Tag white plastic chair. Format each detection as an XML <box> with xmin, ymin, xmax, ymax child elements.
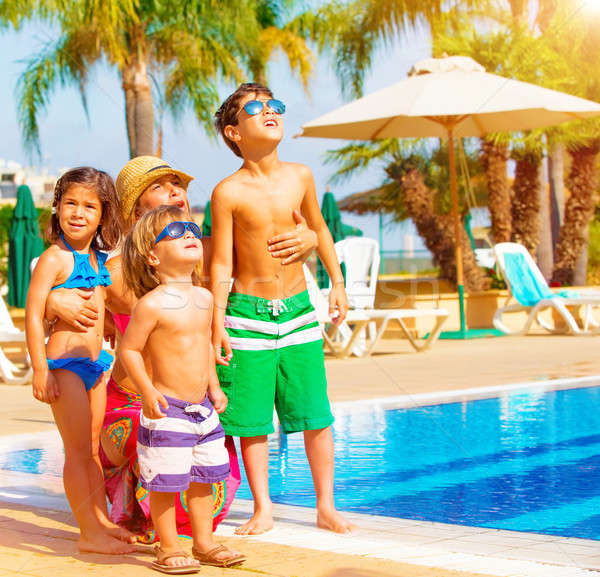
<box><xmin>305</xmin><ymin>264</ymin><xmax>449</xmax><ymax>357</ymax></box>
<box><xmin>493</xmin><ymin>242</ymin><xmax>600</xmax><ymax>335</ymax></box>
<box><xmin>304</xmin><ymin>265</ymin><xmax>370</xmax><ymax>357</ymax></box>
<box><xmin>325</xmin><ymin>237</ymin><xmax>380</xmax><ymax>345</ymax></box>
<box><xmin>333</xmin><ymin>237</ymin><xmax>380</xmax><ymax>309</ymax></box>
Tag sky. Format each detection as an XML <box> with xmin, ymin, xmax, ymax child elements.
<box><xmin>0</xmin><ymin>20</ymin><xmax>432</xmax><ymax>248</ymax></box>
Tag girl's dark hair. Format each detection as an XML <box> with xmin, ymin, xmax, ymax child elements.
<box><xmin>46</xmin><ymin>167</ymin><xmax>122</xmax><ymax>251</ymax></box>
<box><xmin>214</xmin><ymin>82</ymin><xmax>273</xmax><ymax>158</ymax></box>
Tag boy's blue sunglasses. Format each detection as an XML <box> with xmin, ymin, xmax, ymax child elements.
<box><xmin>155</xmin><ymin>221</ymin><xmax>202</xmax><ymax>244</ymax></box>
<box><xmin>242</xmin><ymin>99</ymin><xmax>286</xmax><ymax>116</ymax></box>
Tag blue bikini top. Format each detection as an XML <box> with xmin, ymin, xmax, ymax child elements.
<box><xmin>51</xmin><ymin>234</ymin><xmax>112</xmax><ymax>291</ymax></box>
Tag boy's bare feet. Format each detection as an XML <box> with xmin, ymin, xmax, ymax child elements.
<box><xmin>317</xmin><ymin>507</ymin><xmax>356</xmax><ymax>534</ymax></box>
<box><xmin>234</xmin><ymin>506</ymin><xmax>274</xmax><ymax>535</ymax></box>
<box><xmin>78</xmin><ymin>533</ymin><xmax>137</xmax><ymax>554</ymax></box>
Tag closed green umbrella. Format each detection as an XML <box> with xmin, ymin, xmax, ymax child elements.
<box><xmin>202</xmin><ymin>200</ymin><xmax>212</xmax><ymax>237</ymax></box>
<box><xmin>7</xmin><ymin>185</ymin><xmax>44</xmax><ymax>308</ymax></box>
<box><xmin>318</xmin><ymin>191</ymin><xmax>348</xmax><ymax>288</ymax></box>
<box><xmin>341</xmin><ymin>222</ymin><xmax>363</xmax><ymax>237</ymax></box>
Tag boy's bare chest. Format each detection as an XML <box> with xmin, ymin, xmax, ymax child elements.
<box><xmin>154</xmin><ymin>293</ymin><xmax>210</xmax><ymax>332</ymax></box>
<box><xmin>234</xmin><ymin>186</ymin><xmax>304</xmax><ymax>229</ymax></box>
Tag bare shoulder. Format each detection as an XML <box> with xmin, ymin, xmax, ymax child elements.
<box><xmin>284</xmin><ymin>161</ymin><xmax>313</xmax><ymax>181</ymax></box>
<box><xmin>37</xmin><ymin>243</ymin><xmax>60</xmax><ymax>261</ymax></box>
<box><xmin>35</xmin><ymin>244</ymin><xmax>67</xmax><ymax>272</ymax></box>
<box><xmin>212</xmin><ymin>173</ymin><xmax>241</xmax><ymax>204</ymax></box>
<box><xmin>192</xmin><ymin>286</ymin><xmax>213</xmax><ymax>305</ymax></box>
<box><xmin>131</xmin><ymin>288</ymin><xmax>162</xmax><ymax>319</ymax></box>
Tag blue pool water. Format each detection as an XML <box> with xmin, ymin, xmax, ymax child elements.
<box><xmin>2</xmin><ymin>385</ymin><xmax>599</xmax><ymax>540</ymax></box>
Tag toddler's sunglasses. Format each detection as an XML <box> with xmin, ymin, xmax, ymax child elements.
<box><xmin>242</xmin><ymin>99</ymin><xmax>286</xmax><ymax>116</ymax></box>
<box><xmin>155</xmin><ymin>221</ymin><xmax>202</xmax><ymax>244</ymax></box>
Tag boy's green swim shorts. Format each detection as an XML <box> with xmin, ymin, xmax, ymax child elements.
<box><xmin>216</xmin><ymin>290</ymin><xmax>334</xmax><ymax>436</ymax></box>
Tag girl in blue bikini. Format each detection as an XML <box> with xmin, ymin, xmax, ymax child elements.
<box><xmin>25</xmin><ymin>167</ymin><xmax>135</xmax><ymax>555</ymax></box>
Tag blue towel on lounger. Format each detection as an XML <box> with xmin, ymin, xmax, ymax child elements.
<box><xmin>503</xmin><ymin>253</ymin><xmax>578</xmax><ymax>306</ymax></box>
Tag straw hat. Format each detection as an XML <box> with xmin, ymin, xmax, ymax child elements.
<box><xmin>116</xmin><ymin>156</ymin><xmax>194</xmax><ymax>223</ymax></box>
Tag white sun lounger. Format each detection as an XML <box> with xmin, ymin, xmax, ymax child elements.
<box><xmin>493</xmin><ymin>242</ymin><xmax>600</xmax><ymax>335</ymax></box>
<box><xmin>0</xmin><ymin>295</ymin><xmax>32</xmax><ymax>385</ymax></box>
<box><xmin>304</xmin><ymin>265</ymin><xmax>449</xmax><ymax>357</ymax></box>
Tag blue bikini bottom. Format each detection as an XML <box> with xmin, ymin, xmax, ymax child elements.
<box><xmin>47</xmin><ymin>350</ymin><xmax>113</xmax><ymax>391</ymax></box>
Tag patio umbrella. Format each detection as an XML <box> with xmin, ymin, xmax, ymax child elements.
<box><xmin>7</xmin><ymin>185</ymin><xmax>44</xmax><ymax>308</ymax></box>
<box><xmin>299</xmin><ymin>55</ymin><xmax>600</xmax><ymax>337</ymax></box>
<box><xmin>342</xmin><ymin>222</ymin><xmax>363</xmax><ymax>237</ymax></box>
<box><xmin>318</xmin><ymin>191</ymin><xmax>347</xmax><ymax>287</ymax></box>
<box><xmin>202</xmin><ymin>200</ymin><xmax>212</xmax><ymax>237</ymax></box>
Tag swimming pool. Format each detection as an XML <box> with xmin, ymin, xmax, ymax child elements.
<box><xmin>1</xmin><ymin>384</ymin><xmax>599</xmax><ymax>540</ymax></box>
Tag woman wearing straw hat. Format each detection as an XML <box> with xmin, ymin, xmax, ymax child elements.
<box><xmin>46</xmin><ymin>155</ymin><xmax>318</xmax><ymax>541</ymax></box>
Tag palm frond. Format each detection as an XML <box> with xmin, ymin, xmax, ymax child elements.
<box><xmin>254</xmin><ymin>27</ymin><xmax>314</xmax><ymax>90</ymax></box>
<box><xmin>16</xmin><ymin>34</ymin><xmax>97</xmax><ymax>155</ymax></box>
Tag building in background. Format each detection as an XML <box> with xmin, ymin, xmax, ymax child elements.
<box><xmin>0</xmin><ymin>159</ymin><xmax>57</xmax><ymax>204</ymax></box>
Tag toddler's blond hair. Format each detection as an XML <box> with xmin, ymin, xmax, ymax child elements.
<box><xmin>122</xmin><ymin>205</ymin><xmax>195</xmax><ymax>299</ymax></box>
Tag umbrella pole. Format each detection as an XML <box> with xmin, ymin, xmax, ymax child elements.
<box><xmin>379</xmin><ymin>212</ymin><xmax>385</xmax><ymax>275</ymax></box>
<box><xmin>448</xmin><ymin>127</ymin><xmax>466</xmax><ymax>334</ymax></box>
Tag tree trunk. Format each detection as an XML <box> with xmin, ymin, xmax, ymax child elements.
<box><xmin>548</xmin><ymin>141</ymin><xmax>565</xmax><ymax>257</ymax></box>
<box><xmin>537</xmin><ymin>157</ymin><xmax>553</xmax><ymax>280</ymax></box>
<box><xmin>509</xmin><ymin>0</ymin><xmax>528</xmax><ymax>26</ymax></box>
<box><xmin>122</xmin><ymin>66</ymin><xmax>137</xmax><ymax>159</ymax></box>
<box><xmin>400</xmin><ymin>168</ymin><xmax>488</xmax><ymax>291</ymax></box>
<box><xmin>480</xmin><ymin>139</ymin><xmax>511</xmax><ymax>243</ymax></box>
<box><xmin>511</xmin><ymin>151</ymin><xmax>542</xmax><ymax>257</ymax></box>
<box><xmin>121</xmin><ymin>41</ymin><xmax>154</xmax><ymax>158</ymax></box>
<box><xmin>552</xmin><ymin>140</ymin><xmax>600</xmax><ymax>286</ymax></box>
<box><xmin>133</xmin><ymin>58</ymin><xmax>154</xmax><ymax>156</ymax></box>
<box><xmin>574</xmin><ymin>224</ymin><xmax>589</xmax><ymax>285</ymax></box>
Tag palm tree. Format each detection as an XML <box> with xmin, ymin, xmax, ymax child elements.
<box><xmin>543</xmin><ymin>3</ymin><xmax>600</xmax><ymax>284</ymax></box>
<box><xmin>399</xmin><ymin>165</ymin><xmax>488</xmax><ymax>291</ymax></box>
<box><xmin>12</xmin><ymin>0</ymin><xmax>315</xmax><ymax>158</ymax></box>
<box><xmin>479</xmin><ymin>139</ymin><xmax>511</xmax><ymax>243</ymax></box>
<box><xmin>310</xmin><ymin>0</ymin><xmax>486</xmax><ymax>99</ymax></box>
<box><xmin>326</xmin><ymin>139</ymin><xmax>489</xmax><ymax>290</ymax></box>
<box><xmin>511</xmin><ymin>147</ymin><xmax>543</xmax><ymax>256</ymax></box>
<box><xmin>432</xmin><ymin>16</ymin><xmax>569</xmax><ymax>254</ymax></box>
<box><xmin>552</xmin><ymin>139</ymin><xmax>600</xmax><ymax>285</ymax></box>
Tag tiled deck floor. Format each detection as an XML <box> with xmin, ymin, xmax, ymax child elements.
<box><xmin>0</xmin><ymin>334</ymin><xmax>599</xmax><ymax>576</ymax></box>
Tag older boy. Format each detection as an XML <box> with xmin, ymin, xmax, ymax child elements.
<box><xmin>210</xmin><ymin>82</ymin><xmax>353</xmax><ymax>535</ymax></box>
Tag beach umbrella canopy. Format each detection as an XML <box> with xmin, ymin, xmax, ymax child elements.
<box><xmin>202</xmin><ymin>200</ymin><xmax>212</xmax><ymax>237</ymax></box>
<box><xmin>321</xmin><ymin>191</ymin><xmax>346</xmax><ymax>242</ymax></box>
<box><xmin>299</xmin><ymin>55</ymin><xmax>600</xmax><ymax>335</ymax></box>
<box><xmin>342</xmin><ymin>222</ymin><xmax>363</xmax><ymax>237</ymax></box>
<box><xmin>317</xmin><ymin>192</ymin><xmax>363</xmax><ymax>287</ymax></box>
<box><xmin>7</xmin><ymin>185</ymin><xmax>44</xmax><ymax>308</ymax></box>
<box><xmin>318</xmin><ymin>191</ymin><xmax>347</xmax><ymax>288</ymax></box>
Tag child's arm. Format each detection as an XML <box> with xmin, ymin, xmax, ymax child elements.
<box><xmin>119</xmin><ymin>297</ymin><xmax>168</xmax><ymax>418</ymax></box>
<box><xmin>204</xmin><ymin>293</ymin><xmax>228</xmax><ymax>413</ymax></box>
<box><xmin>299</xmin><ymin>167</ymin><xmax>349</xmax><ymax>324</ymax></box>
<box><xmin>209</xmin><ymin>182</ymin><xmax>235</xmax><ymax>365</ymax></box>
<box><xmin>25</xmin><ymin>251</ymin><xmax>61</xmax><ymax>403</ymax></box>
<box><xmin>207</xmin><ymin>343</ymin><xmax>228</xmax><ymax>413</ymax></box>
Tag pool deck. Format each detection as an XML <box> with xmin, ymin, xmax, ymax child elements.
<box><xmin>1</xmin><ymin>335</ymin><xmax>600</xmax><ymax>576</ymax></box>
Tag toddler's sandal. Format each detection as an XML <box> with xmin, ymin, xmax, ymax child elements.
<box><xmin>151</xmin><ymin>546</ymin><xmax>200</xmax><ymax>574</ymax></box>
<box><xmin>192</xmin><ymin>543</ymin><xmax>246</xmax><ymax>567</ymax></box>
